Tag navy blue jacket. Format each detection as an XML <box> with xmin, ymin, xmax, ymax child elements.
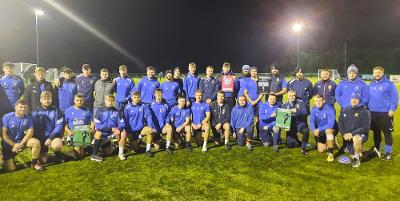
<box><xmin>230</xmin><ymin>103</ymin><xmax>254</xmax><ymax>129</ymax></box>
<box><xmin>75</xmin><ymin>74</ymin><xmax>97</xmax><ymax>108</ymax></box>
<box><xmin>288</xmin><ymin>78</ymin><xmax>313</xmax><ymax>106</ymax></box>
<box><xmin>281</xmin><ymin>99</ymin><xmax>309</xmax><ymax>123</ymax></box>
<box><xmin>199</xmin><ymin>76</ymin><xmax>220</xmax><ymax>102</ymax></box>
<box><xmin>368</xmin><ymin>76</ymin><xmax>399</xmax><ymax>112</ymax></box>
<box><xmin>313</xmin><ymin>79</ymin><xmax>337</xmax><ymax>106</ymax></box>
<box><xmin>338</xmin><ymin>104</ymin><xmax>371</xmax><ymax>136</ymax></box>
<box><xmin>269</xmin><ymin>74</ymin><xmax>287</xmax><ymax>103</ymax></box>
<box><xmin>32</xmin><ymin>106</ymin><xmax>64</xmax><ymax>140</ymax></box>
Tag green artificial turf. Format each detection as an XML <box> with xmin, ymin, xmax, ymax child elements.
<box><xmin>0</xmin><ymin>77</ymin><xmax>399</xmax><ymax>201</ymax></box>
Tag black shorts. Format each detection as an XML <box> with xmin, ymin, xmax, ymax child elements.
<box><xmin>1</xmin><ymin>143</ymin><xmax>17</xmax><ymax>161</ymax></box>
<box><xmin>316</xmin><ymin>129</ymin><xmax>338</xmax><ymax>143</ymax></box>
<box><xmin>370</xmin><ymin>112</ymin><xmax>394</xmax><ymax>133</ymax></box>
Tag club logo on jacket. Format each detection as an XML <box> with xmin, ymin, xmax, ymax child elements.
<box><xmin>354</xmin><ymin>113</ymin><xmax>359</xmax><ymax>117</ymax></box>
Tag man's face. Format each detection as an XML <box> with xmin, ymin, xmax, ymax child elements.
<box><xmin>217</xmin><ymin>93</ymin><xmax>224</xmax><ymax>104</ymax></box>
<box><xmin>165</xmin><ymin>73</ymin><xmax>173</xmax><ymax>81</ymax></box>
<box><xmin>35</xmin><ymin>71</ymin><xmax>45</xmax><ymax>81</ymax></box>
<box><xmin>74</xmin><ymin>97</ymin><xmax>84</xmax><ymax>107</ymax></box>
<box><xmin>131</xmin><ymin>95</ymin><xmax>141</xmax><ymax>104</ymax></box>
<box><xmin>320</xmin><ymin>71</ymin><xmax>330</xmax><ymax>81</ymax></box>
<box><xmin>82</xmin><ymin>68</ymin><xmax>91</xmax><ymax>76</ymax></box>
<box><xmin>206</xmin><ymin>68</ymin><xmax>213</xmax><ymax>77</ymax></box>
<box><xmin>250</xmin><ymin>69</ymin><xmax>257</xmax><ymax>78</ymax></box>
<box><xmin>15</xmin><ymin>104</ymin><xmax>27</xmax><ymax>116</ymax></box>
<box><xmin>3</xmin><ymin>66</ymin><xmax>13</xmax><ymax>75</ymax></box>
<box><xmin>242</xmin><ymin>69</ymin><xmax>250</xmax><ymax>77</ymax></box>
<box><xmin>174</xmin><ymin>69</ymin><xmax>181</xmax><ymax>77</ymax></box>
<box><xmin>271</xmin><ymin>68</ymin><xmax>279</xmax><ymax>76</ymax></box>
<box><xmin>64</xmin><ymin>73</ymin><xmax>72</xmax><ymax>80</ymax></box>
<box><xmin>268</xmin><ymin>95</ymin><xmax>276</xmax><ymax>105</ymax></box>
<box><xmin>373</xmin><ymin>69</ymin><xmax>384</xmax><ymax>81</ymax></box>
<box><xmin>154</xmin><ymin>90</ymin><xmax>163</xmax><ymax>101</ymax></box>
<box><xmin>296</xmin><ymin>72</ymin><xmax>304</xmax><ymax>80</ymax></box>
<box><xmin>288</xmin><ymin>92</ymin><xmax>296</xmax><ymax>102</ymax></box>
<box><xmin>147</xmin><ymin>69</ymin><xmax>155</xmax><ymax>79</ymax></box>
<box><xmin>351</xmin><ymin>98</ymin><xmax>360</xmax><ymax>107</ymax></box>
<box><xmin>100</xmin><ymin>71</ymin><xmax>109</xmax><ymax>80</ymax></box>
<box><xmin>188</xmin><ymin>65</ymin><xmax>196</xmax><ymax>74</ymax></box>
<box><xmin>222</xmin><ymin>66</ymin><xmax>230</xmax><ymax>73</ymax></box>
<box><xmin>314</xmin><ymin>97</ymin><xmax>324</xmax><ymax>109</ymax></box>
<box><xmin>177</xmin><ymin>98</ymin><xmax>185</xmax><ymax>108</ymax></box>
<box><xmin>238</xmin><ymin>96</ymin><xmax>246</xmax><ymax>106</ymax></box>
<box><xmin>195</xmin><ymin>92</ymin><xmax>202</xmax><ymax>102</ymax></box>
<box><xmin>119</xmin><ymin>69</ymin><xmax>127</xmax><ymax>77</ymax></box>
<box><xmin>348</xmin><ymin>71</ymin><xmax>357</xmax><ymax>80</ymax></box>
<box><xmin>40</xmin><ymin>97</ymin><xmax>52</xmax><ymax>107</ymax></box>
<box><xmin>105</xmin><ymin>97</ymin><xmax>115</xmax><ymax>108</ymax></box>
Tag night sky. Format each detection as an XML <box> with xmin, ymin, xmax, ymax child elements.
<box><xmin>1</xmin><ymin>0</ymin><xmax>400</xmax><ymax>73</ymax></box>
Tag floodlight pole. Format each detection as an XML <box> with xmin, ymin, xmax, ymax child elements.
<box><xmin>35</xmin><ymin>12</ymin><xmax>40</xmax><ymax>67</ymax></box>
<box><xmin>297</xmin><ymin>31</ymin><xmax>300</xmax><ymax>67</ymax></box>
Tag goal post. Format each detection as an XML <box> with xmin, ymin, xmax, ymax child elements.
<box><xmin>317</xmin><ymin>69</ymin><xmax>341</xmax><ymax>80</ymax></box>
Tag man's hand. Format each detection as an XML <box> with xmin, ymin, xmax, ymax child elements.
<box><xmin>54</xmin><ymin>79</ymin><xmax>60</xmax><ymax>87</ymax></box>
<box><xmin>270</xmin><ymin>112</ymin><xmax>277</xmax><ymax>118</ymax></box>
<box><xmin>12</xmin><ymin>143</ymin><xmax>22</xmax><ymax>153</ymax></box>
<box><xmin>290</xmin><ymin>108</ymin><xmax>297</xmax><ymax>113</ymax></box>
<box><xmin>343</xmin><ymin>133</ymin><xmax>353</xmax><ymax>141</ymax></box>
<box><xmin>112</xmin><ymin>128</ymin><xmax>121</xmax><ymax>137</ymax></box>
<box><xmin>45</xmin><ymin>139</ymin><xmax>52</xmax><ymax>147</ymax></box>
<box><xmin>263</xmin><ymin>126</ymin><xmax>269</xmax><ymax>131</ymax></box>
<box><xmin>239</xmin><ymin>128</ymin><xmax>245</xmax><ymax>134</ymax></box>
<box><xmin>388</xmin><ymin>110</ymin><xmax>395</xmax><ymax>117</ymax></box>
<box><xmin>176</xmin><ymin>126</ymin><xmax>182</xmax><ymax>133</ymax></box>
<box><xmin>67</xmin><ymin>130</ymin><xmax>74</xmax><ymax>136</ymax></box>
<box><xmin>186</xmin><ymin>101</ymin><xmax>191</xmax><ymax>107</ymax></box>
<box><xmin>313</xmin><ymin>129</ymin><xmax>319</xmax><ymax>137</ymax></box>
<box><xmin>206</xmin><ymin>99</ymin><xmax>212</xmax><ymax>104</ymax></box>
<box><xmin>215</xmin><ymin>123</ymin><xmax>222</xmax><ymax>131</ymax></box>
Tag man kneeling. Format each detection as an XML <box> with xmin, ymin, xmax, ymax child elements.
<box><xmin>167</xmin><ymin>96</ymin><xmax>192</xmax><ymax>151</ymax></box>
<box><xmin>230</xmin><ymin>96</ymin><xmax>254</xmax><ymax>151</ymax></box>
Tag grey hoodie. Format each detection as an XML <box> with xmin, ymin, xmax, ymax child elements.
<box><xmin>94</xmin><ymin>78</ymin><xmax>115</xmax><ymax>108</ymax></box>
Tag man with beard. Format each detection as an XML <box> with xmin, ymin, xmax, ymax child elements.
<box><xmin>269</xmin><ymin>64</ymin><xmax>287</xmax><ymax>106</ymax></box>
<box><xmin>161</xmin><ymin>69</ymin><xmax>181</xmax><ymax>107</ymax></box>
<box><xmin>288</xmin><ymin>67</ymin><xmax>313</xmax><ymax>110</ymax></box>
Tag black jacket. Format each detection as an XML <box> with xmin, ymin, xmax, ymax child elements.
<box><xmin>338</xmin><ymin>104</ymin><xmax>371</xmax><ymax>136</ymax></box>
<box><xmin>210</xmin><ymin>101</ymin><xmax>231</xmax><ymax>126</ymax></box>
<box><xmin>23</xmin><ymin>78</ymin><xmax>58</xmax><ymax>111</ymax></box>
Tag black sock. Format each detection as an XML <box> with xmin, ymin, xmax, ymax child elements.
<box><xmin>92</xmin><ymin>139</ymin><xmax>102</xmax><ymax>155</ymax></box>
<box><xmin>328</xmin><ymin>148</ymin><xmax>334</xmax><ymax>154</ymax></box>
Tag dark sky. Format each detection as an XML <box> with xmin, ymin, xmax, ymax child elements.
<box><xmin>1</xmin><ymin>0</ymin><xmax>400</xmax><ymax>73</ymax></box>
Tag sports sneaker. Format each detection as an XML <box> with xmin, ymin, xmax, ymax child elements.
<box><xmin>373</xmin><ymin>147</ymin><xmax>381</xmax><ymax>158</ymax></box>
<box><xmin>166</xmin><ymin>146</ymin><xmax>174</xmax><ymax>154</ymax></box>
<box><xmin>202</xmin><ymin>147</ymin><xmax>208</xmax><ymax>152</ymax></box>
<box><xmin>145</xmin><ymin>150</ymin><xmax>154</xmax><ymax>157</ymax></box>
<box><xmin>351</xmin><ymin>158</ymin><xmax>360</xmax><ymax>167</ymax></box>
<box><xmin>90</xmin><ymin>155</ymin><xmax>104</xmax><ymax>162</ymax></box>
<box><xmin>225</xmin><ymin>143</ymin><xmax>232</xmax><ymax>150</ymax></box>
<box><xmin>272</xmin><ymin>146</ymin><xmax>279</xmax><ymax>153</ymax></box>
<box><xmin>185</xmin><ymin>143</ymin><xmax>193</xmax><ymax>152</ymax></box>
<box><xmin>301</xmin><ymin>148</ymin><xmax>308</xmax><ymax>156</ymax></box>
<box><xmin>263</xmin><ymin>142</ymin><xmax>272</xmax><ymax>147</ymax></box>
<box><xmin>327</xmin><ymin>153</ymin><xmax>334</xmax><ymax>162</ymax></box>
<box><xmin>54</xmin><ymin>152</ymin><xmax>65</xmax><ymax>163</ymax></box>
<box><xmin>246</xmin><ymin>143</ymin><xmax>253</xmax><ymax>151</ymax></box>
<box><xmin>32</xmin><ymin>163</ymin><xmax>44</xmax><ymax>171</ymax></box>
<box><xmin>382</xmin><ymin>153</ymin><xmax>392</xmax><ymax>161</ymax></box>
<box><xmin>118</xmin><ymin>153</ymin><xmax>126</xmax><ymax>161</ymax></box>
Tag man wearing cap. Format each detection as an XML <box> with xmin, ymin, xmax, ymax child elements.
<box><xmin>0</xmin><ymin>62</ymin><xmax>25</xmax><ymax>107</ymax></box>
<box><xmin>288</xmin><ymin>67</ymin><xmax>313</xmax><ymax>110</ymax></box>
<box><xmin>335</xmin><ymin>64</ymin><xmax>369</xmax><ymax>109</ymax></box>
<box><xmin>199</xmin><ymin>66</ymin><xmax>220</xmax><ymax>104</ymax></box>
<box><xmin>136</xmin><ymin>66</ymin><xmax>160</xmax><ymax>105</ymax></box>
<box><xmin>368</xmin><ymin>66</ymin><xmax>399</xmax><ymax>160</ymax></box>
<box><xmin>269</xmin><ymin>64</ymin><xmax>287</xmax><ymax>106</ymax></box>
<box><xmin>338</xmin><ymin>92</ymin><xmax>371</xmax><ymax>167</ymax></box>
<box><xmin>313</xmin><ymin>68</ymin><xmax>337</xmax><ymax>107</ymax></box>
<box><xmin>75</xmin><ymin>64</ymin><xmax>97</xmax><ymax>110</ymax></box>
<box><xmin>161</xmin><ymin>69</ymin><xmax>181</xmax><ymax>107</ymax></box>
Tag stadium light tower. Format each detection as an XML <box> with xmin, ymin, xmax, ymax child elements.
<box><xmin>292</xmin><ymin>23</ymin><xmax>303</xmax><ymax>67</ymax></box>
<box><xmin>34</xmin><ymin>9</ymin><xmax>44</xmax><ymax>67</ymax></box>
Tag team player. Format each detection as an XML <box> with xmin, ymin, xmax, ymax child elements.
<box><xmin>338</xmin><ymin>93</ymin><xmax>371</xmax><ymax>167</ymax></box>
<box><xmin>121</xmin><ymin>91</ymin><xmax>156</xmax><ymax>157</ymax></box>
<box><xmin>0</xmin><ymin>62</ymin><xmax>24</xmax><ymax>106</ymax></box>
<box><xmin>92</xmin><ymin>95</ymin><xmax>125</xmax><ymax>161</ymax></box>
<box><xmin>172</xmin><ymin>67</ymin><xmax>184</xmax><ymax>95</ymax></box>
<box><xmin>210</xmin><ymin>91</ymin><xmax>232</xmax><ymax>149</ymax></box>
<box><xmin>149</xmin><ymin>89</ymin><xmax>173</xmax><ymax>154</ymax></box>
<box><xmin>114</xmin><ymin>65</ymin><xmax>135</xmax><ymax>110</ymax></box>
<box><xmin>32</xmin><ymin>91</ymin><xmax>65</xmax><ymax>164</ymax></box>
<box><xmin>167</xmin><ymin>96</ymin><xmax>192</xmax><ymax>151</ymax></box>
<box><xmin>136</xmin><ymin>66</ymin><xmax>160</xmax><ymax>104</ymax></box>
<box><xmin>230</xmin><ymin>95</ymin><xmax>254</xmax><ymax>151</ymax></box>
<box><xmin>24</xmin><ymin>67</ymin><xmax>57</xmax><ymax>111</ymax></box>
<box><xmin>281</xmin><ymin>90</ymin><xmax>310</xmax><ymax>155</ymax></box>
<box><xmin>160</xmin><ymin>69</ymin><xmax>181</xmax><ymax>107</ymax></box>
<box><xmin>259</xmin><ymin>94</ymin><xmax>280</xmax><ymax>152</ymax></box>
<box><xmin>1</xmin><ymin>100</ymin><xmax>42</xmax><ymax>171</ymax></box>
<box><xmin>368</xmin><ymin>66</ymin><xmax>399</xmax><ymax>160</ymax></box>
<box><xmin>269</xmin><ymin>64</ymin><xmax>287</xmax><ymax>106</ymax></box>
<box><xmin>75</xmin><ymin>64</ymin><xmax>97</xmax><ymax>110</ymax></box>
<box><xmin>64</xmin><ymin>94</ymin><xmax>94</xmax><ymax>159</ymax></box>
<box><xmin>288</xmin><ymin>67</ymin><xmax>313</xmax><ymax>110</ymax></box>
<box><xmin>199</xmin><ymin>66</ymin><xmax>220</xmax><ymax>104</ymax></box>
<box><xmin>310</xmin><ymin>95</ymin><xmax>338</xmax><ymax>162</ymax></box>
<box><xmin>313</xmin><ymin>68</ymin><xmax>337</xmax><ymax>106</ymax></box>
<box><xmin>217</xmin><ymin>62</ymin><xmax>236</xmax><ymax>109</ymax></box>
<box><xmin>183</xmin><ymin>62</ymin><xmax>200</xmax><ymax>106</ymax></box>
<box><xmin>191</xmin><ymin>90</ymin><xmax>211</xmax><ymax>152</ymax></box>
<box><xmin>57</xmin><ymin>68</ymin><xmax>77</xmax><ymax>110</ymax></box>
<box><xmin>93</xmin><ymin>68</ymin><xmax>115</xmax><ymax>114</ymax></box>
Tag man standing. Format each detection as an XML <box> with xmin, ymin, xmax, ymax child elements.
<box><xmin>1</xmin><ymin>100</ymin><xmax>42</xmax><ymax>171</ymax></box>
<box><xmin>160</xmin><ymin>69</ymin><xmax>181</xmax><ymax>107</ymax></box>
<box><xmin>57</xmin><ymin>68</ymin><xmax>77</xmax><ymax>111</ymax></box>
<box><xmin>114</xmin><ymin>65</ymin><xmax>135</xmax><ymax>110</ymax></box>
<box><xmin>210</xmin><ymin>91</ymin><xmax>232</xmax><ymax>149</ymax></box>
<box><xmin>230</xmin><ymin>95</ymin><xmax>254</xmax><ymax>151</ymax></box>
<box><xmin>368</xmin><ymin>66</ymin><xmax>399</xmax><ymax>160</ymax></box>
<box><xmin>313</xmin><ymin>69</ymin><xmax>337</xmax><ymax>106</ymax></box>
<box><xmin>0</xmin><ymin>62</ymin><xmax>24</xmax><ymax>106</ymax></box>
<box><xmin>183</xmin><ymin>62</ymin><xmax>200</xmax><ymax>106</ymax></box>
<box><xmin>136</xmin><ymin>66</ymin><xmax>160</xmax><ymax>104</ymax></box>
<box><xmin>217</xmin><ymin>62</ymin><xmax>236</xmax><ymax>109</ymax></box>
<box><xmin>288</xmin><ymin>67</ymin><xmax>313</xmax><ymax>110</ymax></box>
<box><xmin>172</xmin><ymin>67</ymin><xmax>184</xmax><ymax>95</ymax></box>
<box><xmin>269</xmin><ymin>64</ymin><xmax>287</xmax><ymax>106</ymax></box>
<box><xmin>24</xmin><ymin>67</ymin><xmax>57</xmax><ymax>111</ymax></box>
<box><xmin>94</xmin><ymin>68</ymin><xmax>115</xmax><ymax>114</ymax></box>
<box><xmin>338</xmin><ymin>93</ymin><xmax>371</xmax><ymax>167</ymax></box>
<box><xmin>199</xmin><ymin>66</ymin><xmax>220</xmax><ymax>104</ymax></box>
<box><xmin>191</xmin><ymin>90</ymin><xmax>211</xmax><ymax>152</ymax></box>
<box><xmin>75</xmin><ymin>64</ymin><xmax>97</xmax><ymax>110</ymax></box>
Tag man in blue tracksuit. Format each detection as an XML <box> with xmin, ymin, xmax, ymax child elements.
<box><xmin>167</xmin><ymin>95</ymin><xmax>192</xmax><ymax>151</ymax></box>
<box><xmin>150</xmin><ymin>88</ymin><xmax>173</xmax><ymax>154</ymax></box>
<box><xmin>313</xmin><ymin>69</ymin><xmax>337</xmax><ymax>106</ymax></box>
<box><xmin>335</xmin><ymin>64</ymin><xmax>369</xmax><ymax>110</ymax></box>
<box><xmin>338</xmin><ymin>93</ymin><xmax>371</xmax><ymax>168</ymax></box>
<box><xmin>160</xmin><ymin>69</ymin><xmax>181</xmax><ymax>107</ymax></box>
<box><xmin>0</xmin><ymin>62</ymin><xmax>24</xmax><ymax>106</ymax></box>
<box><xmin>288</xmin><ymin>67</ymin><xmax>313</xmax><ymax>110</ymax></box>
<box><xmin>114</xmin><ymin>65</ymin><xmax>135</xmax><ymax>110</ymax></box>
<box><xmin>230</xmin><ymin>95</ymin><xmax>254</xmax><ymax>151</ymax></box>
<box><xmin>191</xmin><ymin>90</ymin><xmax>211</xmax><ymax>152</ymax></box>
<box><xmin>199</xmin><ymin>66</ymin><xmax>220</xmax><ymax>104</ymax></box>
<box><xmin>75</xmin><ymin>64</ymin><xmax>97</xmax><ymax>110</ymax></box>
<box><xmin>183</xmin><ymin>62</ymin><xmax>200</xmax><ymax>106</ymax></box>
<box><xmin>281</xmin><ymin>90</ymin><xmax>310</xmax><ymax>155</ymax></box>
<box><xmin>121</xmin><ymin>91</ymin><xmax>156</xmax><ymax>157</ymax></box>
<box><xmin>368</xmin><ymin>66</ymin><xmax>399</xmax><ymax>160</ymax></box>
<box><xmin>92</xmin><ymin>95</ymin><xmax>126</xmax><ymax>161</ymax></box>
<box><xmin>32</xmin><ymin>91</ymin><xmax>64</xmax><ymax>164</ymax></box>
<box><xmin>57</xmin><ymin>68</ymin><xmax>77</xmax><ymax>111</ymax></box>
<box><xmin>136</xmin><ymin>66</ymin><xmax>160</xmax><ymax>104</ymax></box>
<box><xmin>259</xmin><ymin>94</ymin><xmax>280</xmax><ymax>151</ymax></box>
<box><xmin>217</xmin><ymin>62</ymin><xmax>236</xmax><ymax>109</ymax></box>
<box><xmin>269</xmin><ymin>64</ymin><xmax>287</xmax><ymax>106</ymax></box>
<box><xmin>310</xmin><ymin>95</ymin><xmax>338</xmax><ymax>162</ymax></box>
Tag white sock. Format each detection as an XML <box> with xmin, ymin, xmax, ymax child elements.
<box><xmin>146</xmin><ymin>144</ymin><xmax>151</xmax><ymax>152</ymax></box>
<box><xmin>355</xmin><ymin>153</ymin><xmax>360</xmax><ymax>159</ymax></box>
<box><xmin>166</xmin><ymin>141</ymin><xmax>171</xmax><ymax>148</ymax></box>
<box><xmin>225</xmin><ymin>139</ymin><xmax>229</xmax><ymax>145</ymax></box>
<box><xmin>119</xmin><ymin>147</ymin><xmax>124</xmax><ymax>154</ymax></box>
<box><xmin>203</xmin><ymin>141</ymin><xmax>207</xmax><ymax>148</ymax></box>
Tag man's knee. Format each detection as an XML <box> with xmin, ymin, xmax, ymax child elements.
<box><xmin>272</xmin><ymin>126</ymin><xmax>280</xmax><ymax>134</ymax></box>
<box><xmin>27</xmin><ymin>138</ymin><xmax>41</xmax><ymax>149</ymax></box>
<box><xmin>353</xmin><ymin>135</ymin><xmax>362</xmax><ymax>144</ymax></box>
<box><xmin>94</xmin><ymin>131</ymin><xmax>102</xmax><ymax>139</ymax></box>
<box><xmin>317</xmin><ymin>143</ymin><xmax>326</xmax><ymax>153</ymax></box>
<box><xmin>223</xmin><ymin>123</ymin><xmax>230</xmax><ymax>131</ymax></box>
<box><xmin>51</xmin><ymin>138</ymin><xmax>63</xmax><ymax>152</ymax></box>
